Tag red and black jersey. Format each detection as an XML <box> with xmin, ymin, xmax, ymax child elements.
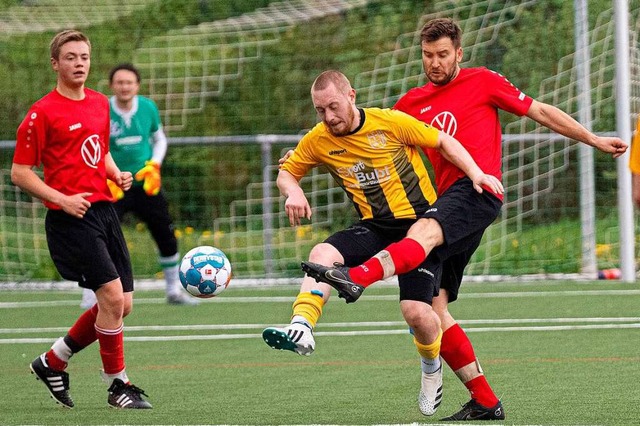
<box><xmin>394</xmin><ymin>67</ymin><xmax>533</xmax><ymax>200</ymax></box>
<box><xmin>13</xmin><ymin>88</ymin><xmax>112</xmax><ymax>209</ymax></box>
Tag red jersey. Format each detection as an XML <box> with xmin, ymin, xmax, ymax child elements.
<box><xmin>13</xmin><ymin>88</ymin><xmax>112</xmax><ymax>210</ymax></box>
<box><xmin>394</xmin><ymin>67</ymin><xmax>533</xmax><ymax>200</ymax></box>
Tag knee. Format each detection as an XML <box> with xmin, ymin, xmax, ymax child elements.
<box><xmin>401</xmin><ymin>301</ymin><xmax>438</xmax><ymax>330</ymax></box>
<box><xmin>308</xmin><ymin>243</ymin><xmax>342</xmax><ymax>265</ymax></box>
<box><xmin>96</xmin><ymin>288</ymin><xmax>125</xmax><ymax>319</ymax></box>
<box><xmin>407</xmin><ymin>218</ymin><xmax>444</xmax><ymax>249</ymax></box>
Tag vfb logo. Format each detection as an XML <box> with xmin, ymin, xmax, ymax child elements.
<box><xmin>81</xmin><ymin>134</ymin><xmax>102</xmax><ymax>169</ymax></box>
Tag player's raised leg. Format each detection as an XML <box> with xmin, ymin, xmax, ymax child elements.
<box><xmin>301</xmin><ymin>220</ymin><xmax>440</xmax><ymax>302</ymax></box>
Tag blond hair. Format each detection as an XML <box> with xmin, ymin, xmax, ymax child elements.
<box><xmin>50</xmin><ymin>30</ymin><xmax>91</xmax><ymax>60</ymax></box>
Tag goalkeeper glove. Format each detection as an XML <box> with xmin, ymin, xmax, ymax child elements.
<box><xmin>135</xmin><ymin>160</ymin><xmax>162</xmax><ymax>196</ymax></box>
<box><xmin>107</xmin><ymin>179</ymin><xmax>124</xmax><ymax>201</ymax></box>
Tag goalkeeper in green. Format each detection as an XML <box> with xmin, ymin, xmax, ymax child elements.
<box><xmin>81</xmin><ymin>63</ymin><xmax>197</xmax><ymax>307</ymax></box>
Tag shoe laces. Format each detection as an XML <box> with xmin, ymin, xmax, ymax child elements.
<box><xmin>125</xmin><ymin>383</ymin><xmax>149</xmax><ymax>399</ymax></box>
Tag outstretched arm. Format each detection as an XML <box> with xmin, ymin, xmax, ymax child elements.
<box><xmin>277</xmin><ymin>169</ymin><xmax>312</xmax><ymax>226</ymax></box>
<box><xmin>526</xmin><ymin>100</ymin><xmax>628</xmax><ymax>158</ymax></box>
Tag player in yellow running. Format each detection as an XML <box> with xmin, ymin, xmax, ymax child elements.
<box><xmin>262</xmin><ymin>70</ymin><xmax>502</xmax><ymax>416</ymax></box>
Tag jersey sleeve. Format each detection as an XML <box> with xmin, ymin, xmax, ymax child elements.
<box><xmin>630</xmin><ymin>116</ymin><xmax>640</xmax><ymax>174</ymax></box>
<box><xmin>280</xmin><ymin>130</ymin><xmax>320</xmax><ymax>180</ymax></box>
<box><xmin>485</xmin><ymin>69</ymin><xmax>533</xmax><ymax>116</ymax></box>
<box><xmin>389</xmin><ymin>109</ymin><xmax>440</xmax><ymax>149</ymax></box>
<box><xmin>149</xmin><ymin>98</ymin><xmax>161</xmax><ymax>134</ymax></box>
<box><xmin>13</xmin><ymin>105</ymin><xmax>46</xmax><ymax>167</ymax></box>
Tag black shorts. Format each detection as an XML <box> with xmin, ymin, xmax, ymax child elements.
<box><xmin>114</xmin><ymin>186</ymin><xmax>177</xmax><ymax>257</ymax></box>
<box><xmin>421</xmin><ymin>178</ymin><xmax>502</xmax><ymax>302</ymax></box>
<box><xmin>324</xmin><ymin>219</ymin><xmax>439</xmax><ymax>304</ymax></box>
<box><xmin>45</xmin><ymin>202</ymin><xmax>134</xmax><ymax>292</ymax></box>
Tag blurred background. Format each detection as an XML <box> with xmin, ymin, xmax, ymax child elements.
<box><xmin>0</xmin><ymin>0</ymin><xmax>639</xmax><ymax>282</ymax></box>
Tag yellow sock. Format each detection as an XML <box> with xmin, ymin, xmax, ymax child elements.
<box><xmin>291</xmin><ymin>291</ymin><xmax>324</xmax><ymax>328</ymax></box>
<box><xmin>414</xmin><ymin>329</ymin><xmax>443</xmax><ymax>360</ymax></box>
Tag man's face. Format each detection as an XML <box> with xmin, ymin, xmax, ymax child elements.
<box><xmin>312</xmin><ymin>83</ymin><xmax>356</xmax><ymax>137</ymax></box>
<box><xmin>51</xmin><ymin>41</ymin><xmax>90</xmax><ymax>88</ymax></box>
<box><xmin>110</xmin><ymin>69</ymin><xmax>140</xmax><ymax>103</ymax></box>
<box><xmin>421</xmin><ymin>36</ymin><xmax>462</xmax><ymax>86</ymax></box>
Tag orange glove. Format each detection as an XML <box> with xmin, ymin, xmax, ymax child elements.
<box><xmin>135</xmin><ymin>160</ymin><xmax>161</xmax><ymax>196</ymax></box>
<box><xmin>107</xmin><ymin>179</ymin><xmax>124</xmax><ymax>201</ymax></box>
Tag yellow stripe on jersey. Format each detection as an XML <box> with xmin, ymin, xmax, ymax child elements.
<box><xmin>283</xmin><ymin>108</ymin><xmax>438</xmax><ymax>220</ymax></box>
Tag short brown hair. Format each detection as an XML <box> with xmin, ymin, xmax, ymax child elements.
<box><xmin>420</xmin><ymin>18</ymin><xmax>462</xmax><ymax>49</ymax></box>
<box><xmin>50</xmin><ymin>29</ymin><xmax>91</xmax><ymax>60</ymax></box>
<box><xmin>311</xmin><ymin>70</ymin><xmax>352</xmax><ymax>94</ymax></box>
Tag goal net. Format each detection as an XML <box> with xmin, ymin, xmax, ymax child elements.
<box><xmin>0</xmin><ymin>0</ymin><xmax>638</xmax><ymax>283</ymax></box>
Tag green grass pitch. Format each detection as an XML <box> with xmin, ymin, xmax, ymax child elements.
<box><xmin>0</xmin><ymin>280</ymin><xmax>638</xmax><ymax>425</ymax></box>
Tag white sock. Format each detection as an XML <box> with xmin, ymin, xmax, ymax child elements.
<box><xmin>81</xmin><ymin>288</ymin><xmax>97</xmax><ymax>307</ymax></box>
<box><xmin>103</xmin><ymin>369</ymin><xmax>130</xmax><ymax>386</ymax></box>
<box><xmin>51</xmin><ymin>337</ymin><xmax>73</xmax><ymax>363</ymax></box>
<box><xmin>162</xmin><ymin>263</ymin><xmax>180</xmax><ymax>295</ymax></box>
<box><xmin>421</xmin><ymin>356</ymin><xmax>441</xmax><ymax>374</ymax></box>
<box><xmin>291</xmin><ymin>315</ymin><xmax>312</xmax><ymax>329</ymax></box>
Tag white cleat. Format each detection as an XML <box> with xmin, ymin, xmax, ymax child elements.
<box><xmin>262</xmin><ymin>322</ymin><xmax>315</xmax><ymax>356</ymax></box>
<box><xmin>418</xmin><ymin>364</ymin><xmax>443</xmax><ymax>416</ymax></box>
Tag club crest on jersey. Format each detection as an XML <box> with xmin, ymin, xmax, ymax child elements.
<box><xmin>81</xmin><ymin>134</ymin><xmax>102</xmax><ymax>169</ymax></box>
<box><xmin>110</xmin><ymin>120</ymin><xmax>123</xmax><ymax>138</ymax></box>
<box><xmin>367</xmin><ymin>130</ymin><xmax>387</xmax><ymax>149</ymax></box>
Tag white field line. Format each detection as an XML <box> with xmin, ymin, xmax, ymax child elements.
<box><xmin>1</xmin><ymin>318</ymin><xmax>639</xmax><ymax>344</ymax></box>
<box><xmin>2</xmin><ymin>288</ymin><xmax>640</xmax><ymax>309</ymax></box>
<box><xmin>2</xmin><ymin>317</ymin><xmax>640</xmax><ymax>334</ymax></box>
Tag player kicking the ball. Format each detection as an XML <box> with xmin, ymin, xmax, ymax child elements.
<box><xmin>301</xmin><ymin>18</ymin><xmax>626</xmax><ymax>421</ymax></box>
<box><xmin>262</xmin><ymin>69</ymin><xmax>502</xmax><ymax>417</ymax></box>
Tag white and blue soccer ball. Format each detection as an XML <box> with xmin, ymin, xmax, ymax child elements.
<box><xmin>179</xmin><ymin>246</ymin><xmax>232</xmax><ymax>298</ymax></box>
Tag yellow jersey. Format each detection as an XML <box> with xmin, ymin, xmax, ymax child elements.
<box><xmin>282</xmin><ymin>108</ymin><xmax>438</xmax><ymax>220</ymax></box>
<box><xmin>630</xmin><ymin>115</ymin><xmax>640</xmax><ymax>174</ymax></box>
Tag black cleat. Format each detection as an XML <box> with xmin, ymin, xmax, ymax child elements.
<box><xmin>441</xmin><ymin>399</ymin><xmax>505</xmax><ymax>421</ymax></box>
<box><xmin>107</xmin><ymin>379</ymin><xmax>152</xmax><ymax>409</ymax></box>
<box><xmin>301</xmin><ymin>261</ymin><xmax>364</xmax><ymax>303</ymax></box>
<box><xmin>30</xmin><ymin>354</ymin><xmax>74</xmax><ymax>409</ymax></box>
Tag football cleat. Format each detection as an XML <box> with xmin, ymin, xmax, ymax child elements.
<box><xmin>262</xmin><ymin>322</ymin><xmax>315</xmax><ymax>356</ymax></box>
<box><xmin>441</xmin><ymin>399</ymin><xmax>505</xmax><ymax>421</ymax></box>
<box><xmin>107</xmin><ymin>379</ymin><xmax>152</xmax><ymax>409</ymax></box>
<box><xmin>418</xmin><ymin>364</ymin><xmax>443</xmax><ymax>416</ymax></box>
<box><xmin>300</xmin><ymin>261</ymin><xmax>364</xmax><ymax>303</ymax></box>
<box><xmin>166</xmin><ymin>292</ymin><xmax>200</xmax><ymax>306</ymax></box>
<box><xmin>30</xmin><ymin>354</ymin><xmax>74</xmax><ymax>409</ymax></box>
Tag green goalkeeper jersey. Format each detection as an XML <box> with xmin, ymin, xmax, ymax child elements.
<box><xmin>109</xmin><ymin>95</ymin><xmax>162</xmax><ymax>177</ymax></box>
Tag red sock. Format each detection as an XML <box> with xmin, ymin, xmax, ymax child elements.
<box><xmin>68</xmin><ymin>304</ymin><xmax>99</xmax><ymax>348</ymax></box>
<box><xmin>440</xmin><ymin>324</ymin><xmax>499</xmax><ymax>408</ymax></box>
<box><xmin>349</xmin><ymin>238</ymin><xmax>426</xmax><ymax>287</ymax></box>
<box><xmin>95</xmin><ymin>324</ymin><xmax>125</xmax><ymax>375</ymax></box>
<box><xmin>45</xmin><ymin>350</ymin><xmax>67</xmax><ymax>371</ymax></box>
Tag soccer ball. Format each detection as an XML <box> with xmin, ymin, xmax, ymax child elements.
<box><xmin>178</xmin><ymin>246</ymin><xmax>232</xmax><ymax>298</ymax></box>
